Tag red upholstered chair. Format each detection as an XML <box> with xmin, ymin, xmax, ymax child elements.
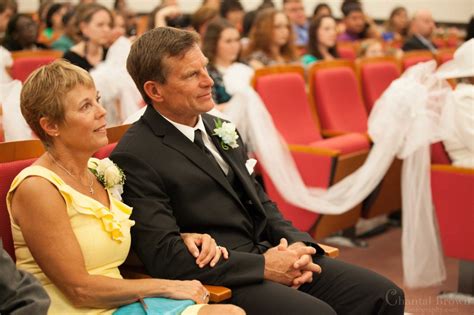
<box><xmin>253</xmin><ymin>65</ymin><xmax>370</xmax><ymax>239</ymax></box>
<box><xmin>308</xmin><ymin>60</ymin><xmax>368</xmax><ymax>134</ymax></box>
<box><xmin>309</xmin><ymin>60</ymin><xmax>402</xmax><ymax>219</ymax></box>
<box><xmin>401</xmin><ymin>50</ymin><xmax>434</xmax><ymax>71</ymax></box>
<box><xmin>0</xmin><ymin>139</ymin><xmax>45</xmax><ymax>259</ymax></box>
<box><xmin>336</xmin><ymin>42</ymin><xmax>358</xmax><ymax>60</ymax></box>
<box><xmin>356</xmin><ymin>56</ymin><xmax>401</xmax><ymax>113</ymax></box>
<box><xmin>10</xmin><ymin>56</ymin><xmax>57</xmax><ymax>82</ymax></box>
<box><xmin>10</xmin><ymin>50</ymin><xmax>63</xmax><ymax>82</ymax></box>
<box><xmin>435</xmin><ymin>48</ymin><xmax>455</xmax><ymax>65</ymax></box>
<box><xmin>430</xmin><ymin>142</ymin><xmax>474</xmax><ymax>295</ymax></box>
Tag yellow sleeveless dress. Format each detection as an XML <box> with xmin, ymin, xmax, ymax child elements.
<box><xmin>7</xmin><ymin>165</ymin><xmax>135</xmax><ymax>314</ymax></box>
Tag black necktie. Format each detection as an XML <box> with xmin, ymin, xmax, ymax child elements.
<box><xmin>194</xmin><ymin>129</ymin><xmax>225</xmax><ymax>174</ymax></box>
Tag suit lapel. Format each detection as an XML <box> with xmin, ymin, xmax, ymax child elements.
<box><xmin>203</xmin><ymin>115</ymin><xmax>265</xmax><ymax>216</ymax></box>
<box><xmin>142</xmin><ymin>107</ymin><xmax>242</xmax><ymax>204</ymax></box>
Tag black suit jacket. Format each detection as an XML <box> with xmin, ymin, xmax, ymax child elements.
<box><xmin>111</xmin><ymin>106</ymin><xmax>322</xmax><ymax>287</ymax></box>
<box><xmin>402</xmin><ymin>35</ymin><xmax>437</xmax><ymax>52</ymax></box>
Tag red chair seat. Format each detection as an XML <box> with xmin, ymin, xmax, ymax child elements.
<box><xmin>310</xmin><ymin>133</ymin><xmax>370</xmax><ymax>155</ymax></box>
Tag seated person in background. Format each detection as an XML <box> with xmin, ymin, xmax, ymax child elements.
<box><xmin>63</xmin><ymin>3</ymin><xmax>111</xmax><ymax>72</ymax></box>
<box><xmin>0</xmin><ymin>243</ymin><xmax>50</xmax><ymax>314</ymax></box>
<box><xmin>0</xmin><ymin>0</ymin><xmax>16</xmax><ymax>43</ymax></box>
<box><xmin>111</xmin><ymin>26</ymin><xmax>404</xmax><ymax>315</ymax></box>
<box><xmin>383</xmin><ymin>6</ymin><xmax>408</xmax><ymax>42</ymax></box>
<box><xmin>242</xmin><ymin>8</ymin><xmax>298</xmax><ymax>69</ymax></box>
<box><xmin>402</xmin><ymin>10</ymin><xmax>437</xmax><ymax>52</ymax></box>
<box><xmin>312</xmin><ymin>3</ymin><xmax>332</xmax><ymax>20</ymax></box>
<box><xmin>202</xmin><ymin>18</ymin><xmax>251</xmax><ymax>109</ymax></box>
<box><xmin>2</xmin><ymin>14</ymin><xmax>48</xmax><ymax>51</ymax></box>
<box><xmin>51</xmin><ymin>9</ymin><xmax>79</xmax><ymax>52</ymax></box>
<box><xmin>357</xmin><ymin>38</ymin><xmax>384</xmax><ymax>58</ymax></box>
<box><xmin>191</xmin><ymin>5</ymin><xmax>219</xmax><ymax>38</ymax></box>
<box><xmin>337</xmin><ymin>1</ymin><xmax>379</xmax><ymax>42</ymax></box>
<box><xmin>438</xmin><ymin>39</ymin><xmax>474</xmax><ymax>168</ymax></box>
<box><xmin>38</xmin><ymin>3</ymin><xmax>67</xmax><ymax>46</ymax></box>
<box><xmin>7</xmin><ymin>59</ymin><xmax>243</xmax><ymax>315</ymax></box>
<box><xmin>220</xmin><ymin>0</ymin><xmax>245</xmax><ymax>34</ymax></box>
<box><xmin>283</xmin><ymin>0</ymin><xmax>309</xmax><ymax>46</ymax></box>
<box><xmin>301</xmin><ymin>14</ymin><xmax>338</xmax><ymax>66</ymax></box>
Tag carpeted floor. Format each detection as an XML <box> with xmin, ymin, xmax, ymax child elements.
<box><xmin>329</xmin><ymin>227</ymin><xmax>474</xmax><ymax>314</ymax></box>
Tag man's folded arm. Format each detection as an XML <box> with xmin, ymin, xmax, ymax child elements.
<box><xmin>111</xmin><ymin>152</ymin><xmax>265</xmax><ymax>286</ymax></box>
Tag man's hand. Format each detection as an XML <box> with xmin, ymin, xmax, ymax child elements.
<box><xmin>287</xmin><ymin>242</ymin><xmax>321</xmax><ymax>288</ymax></box>
<box><xmin>263</xmin><ymin>239</ymin><xmax>316</xmax><ymax>286</ymax></box>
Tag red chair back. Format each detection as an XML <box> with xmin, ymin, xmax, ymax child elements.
<box><xmin>309</xmin><ymin>61</ymin><xmax>368</xmax><ymax>133</ymax></box>
<box><xmin>359</xmin><ymin>60</ymin><xmax>401</xmax><ymax>112</ymax></box>
<box><xmin>11</xmin><ymin>57</ymin><xmax>57</xmax><ymax>82</ymax></box>
<box><xmin>254</xmin><ymin>71</ymin><xmax>323</xmax><ymax>145</ymax></box>
<box><xmin>431</xmin><ymin>142</ymin><xmax>451</xmax><ymax>165</ymax></box>
<box><xmin>0</xmin><ymin>158</ymin><xmax>36</xmax><ymax>260</ymax></box>
<box><xmin>402</xmin><ymin>50</ymin><xmax>434</xmax><ymax>70</ymax></box>
<box><xmin>432</xmin><ymin>167</ymin><xmax>474</xmax><ymax>261</ymax></box>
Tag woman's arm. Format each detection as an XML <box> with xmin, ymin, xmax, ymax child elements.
<box><xmin>10</xmin><ymin>176</ymin><xmax>209</xmax><ymax>309</ymax></box>
<box><xmin>181</xmin><ymin>233</ymin><xmax>229</xmax><ymax>268</ymax></box>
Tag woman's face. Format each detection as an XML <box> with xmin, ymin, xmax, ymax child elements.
<box><xmin>215</xmin><ymin>27</ymin><xmax>241</xmax><ymax>65</ymax></box>
<box><xmin>57</xmin><ymin>84</ymin><xmax>108</xmax><ymax>152</ymax></box>
<box><xmin>272</xmin><ymin>12</ymin><xmax>290</xmax><ymax>48</ymax></box>
<box><xmin>81</xmin><ymin>10</ymin><xmax>112</xmax><ymax>45</ymax></box>
<box><xmin>317</xmin><ymin>17</ymin><xmax>337</xmax><ymax>48</ymax></box>
<box><xmin>52</xmin><ymin>6</ymin><xmax>67</xmax><ymax>29</ymax></box>
<box><xmin>109</xmin><ymin>14</ymin><xmax>126</xmax><ymax>44</ymax></box>
<box><xmin>392</xmin><ymin>10</ymin><xmax>408</xmax><ymax>32</ymax></box>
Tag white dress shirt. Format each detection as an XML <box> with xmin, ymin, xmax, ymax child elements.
<box><xmin>161</xmin><ymin>114</ymin><xmax>230</xmax><ymax>174</ymax></box>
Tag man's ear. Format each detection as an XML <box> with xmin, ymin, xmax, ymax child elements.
<box><xmin>144</xmin><ymin>81</ymin><xmax>164</xmax><ymax>103</ymax></box>
<box><xmin>39</xmin><ymin>117</ymin><xmax>60</xmax><ymax>137</ymax></box>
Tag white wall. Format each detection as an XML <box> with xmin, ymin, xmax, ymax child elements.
<box><xmin>17</xmin><ymin>0</ymin><xmax>474</xmax><ymax>23</ymax></box>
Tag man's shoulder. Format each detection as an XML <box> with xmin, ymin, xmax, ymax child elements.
<box><xmin>112</xmin><ymin>120</ymin><xmax>156</xmax><ymax>155</ymax></box>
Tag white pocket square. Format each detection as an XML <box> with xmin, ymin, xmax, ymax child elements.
<box><xmin>245</xmin><ymin>158</ymin><xmax>257</xmax><ymax>175</ymax></box>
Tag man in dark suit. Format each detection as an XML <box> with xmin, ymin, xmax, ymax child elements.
<box><xmin>403</xmin><ymin>10</ymin><xmax>437</xmax><ymax>52</ymax></box>
<box><xmin>111</xmin><ymin>27</ymin><xmax>404</xmax><ymax>315</ymax></box>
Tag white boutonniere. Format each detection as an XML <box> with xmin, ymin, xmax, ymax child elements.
<box><xmin>213</xmin><ymin>118</ymin><xmax>239</xmax><ymax>150</ymax></box>
<box><xmin>88</xmin><ymin>158</ymin><xmax>126</xmax><ymax>200</ymax></box>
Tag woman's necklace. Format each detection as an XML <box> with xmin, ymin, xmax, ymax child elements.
<box><xmin>48</xmin><ymin>152</ymin><xmax>95</xmax><ymax>195</ymax></box>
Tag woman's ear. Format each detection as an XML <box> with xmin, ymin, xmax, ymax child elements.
<box><xmin>39</xmin><ymin>117</ymin><xmax>60</xmax><ymax>137</ymax></box>
<box><xmin>143</xmin><ymin>81</ymin><xmax>164</xmax><ymax>103</ymax></box>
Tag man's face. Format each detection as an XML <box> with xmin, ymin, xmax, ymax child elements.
<box><xmin>344</xmin><ymin>10</ymin><xmax>365</xmax><ymax>34</ymax></box>
<box><xmin>153</xmin><ymin>45</ymin><xmax>215</xmax><ymax>126</ymax></box>
<box><xmin>0</xmin><ymin>7</ymin><xmax>14</xmax><ymax>33</ymax></box>
<box><xmin>283</xmin><ymin>0</ymin><xmax>307</xmax><ymax>26</ymax></box>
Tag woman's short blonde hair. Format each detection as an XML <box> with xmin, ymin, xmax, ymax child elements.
<box><xmin>20</xmin><ymin>59</ymin><xmax>95</xmax><ymax>147</ymax></box>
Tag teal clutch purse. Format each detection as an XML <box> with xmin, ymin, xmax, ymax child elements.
<box><xmin>113</xmin><ymin>298</ymin><xmax>195</xmax><ymax>315</ymax></box>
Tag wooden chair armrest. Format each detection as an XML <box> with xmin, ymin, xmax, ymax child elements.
<box><xmin>288</xmin><ymin>144</ymin><xmax>340</xmax><ymax>157</ymax></box>
<box><xmin>119</xmin><ymin>265</ymin><xmax>232</xmax><ymax>303</ymax></box>
<box><xmin>321</xmin><ymin>130</ymin><xmax>372</xmax><ymax>143</ymax></box>
<box><xmin>321</xmin><ymin>129</ymin><xmax>349</xmax><ymax>138</ymax></box>
<box><xmin>431</xmin><ymin>164</ymin><xmax>474</xmax><ymax>174</ymax></box>
<box><xmin>203</xmin><ymin>285</ymin><xmax>232</xmax><ymax>303</ymax></box>
<box><xmin>319</xmin><ymin>243</ymin><xmax>339</xmax><ymax>258</ymax></box>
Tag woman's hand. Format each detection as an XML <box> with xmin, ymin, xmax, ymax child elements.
<box><xmin>164</xmin><ymin>280</ymin><xmax>210</xmax><ymax>304</ymax></box>
<box><xmin>181</xmin><ymin>233</ymin><xmax>229</xmax><ymax>268</ymax></box>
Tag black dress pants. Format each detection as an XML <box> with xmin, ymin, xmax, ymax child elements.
<box><xmin>228</xmin><ymin>255</ymin><xmax>404</xmax><ymax>315</ymax></box>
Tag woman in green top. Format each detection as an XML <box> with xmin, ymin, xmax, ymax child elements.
<box><xmin>301</xmin><ymin>15</ymin><xmax>338</xmax><ymax>66</ymax></box>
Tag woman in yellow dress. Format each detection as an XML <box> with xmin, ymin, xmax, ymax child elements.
<box><xmin>7</xmin><ymin>59</ymin><xmax>244</xmax><ymax>315</ymax></box>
